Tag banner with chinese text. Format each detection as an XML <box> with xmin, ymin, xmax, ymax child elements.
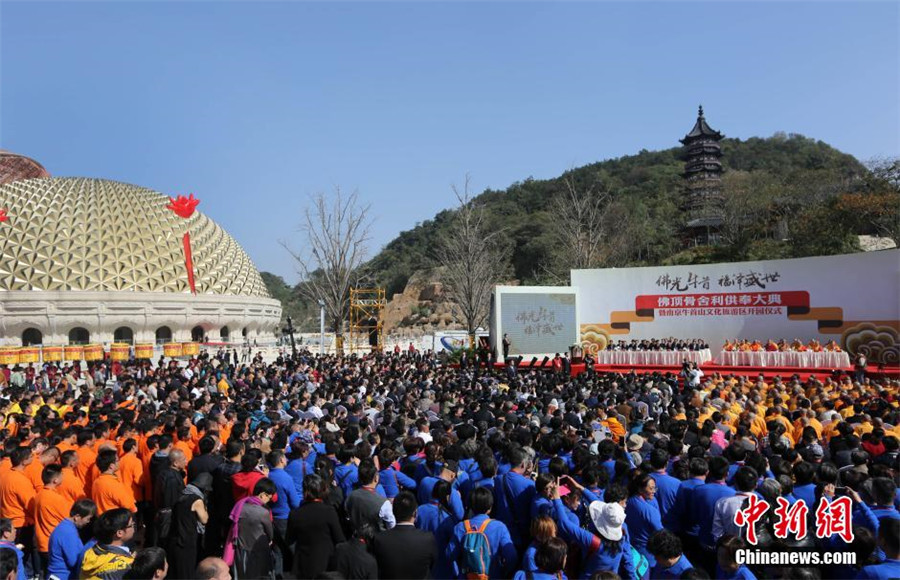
<box><xmin>572</xmin><ymin>250</ymin><xmax>900</xmax><ymax>364</ymax></box>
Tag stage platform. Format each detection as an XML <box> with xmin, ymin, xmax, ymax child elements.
<box><xmin>486</xmin><ymin>360</ymin><xmax>900</xmax><ymax>381</ymax></box>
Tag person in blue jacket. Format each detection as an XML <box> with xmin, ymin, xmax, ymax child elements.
<box><xmin>0</xmin><ymin>520</ymin><xmax>25</xmax><ymax>580</ymax></box>
<box><xmin>648</xmin><ymin>449</ymin><xmax>681</xmax><ymax>521</ymax></box>
<box><xmin>551</xmin><ymin>489</ymin><xmax>637</xmax><ymax>580</ymax></box>
<box><xmin>662</xmin><ymin>457</ymin><xmax>707</xmax><ymax>537</ymax></box>
<box><xmin>791</xmin><ymin>461</ymin><xmax>817</xmax><ymax>507</ymax></box>
<box><xmin>285</xmin><ymin>438</ymin><xmax>312</xmax><ymax>496</ymax></box>
<box><xmin>625</xmin><ymin>472</ymin><xmax>663</xmax><ymax>567</ymax></box>
<box><xmin>646</xmin><ymin>529</ymin><xmax>694</xmax><ymax>579</ymax></box>
<box><xmin>512</xmin><ymin>537</ymin><xmax>569</xmax><ymax>580</ymax></box>
<box><xmin>416</xmin><ymin>480</ymin><xmax>461</xmax><ymax>579</ymax></box>
<box><xmin>715</xmin><ymin>535</ymin><xmax>757</xmax><ymax>580</ymax></box>
<box><xmin>268</xmin><ymin>450</ymin><xmax>303</xmax><ymax>578</ymax></box>
<box><xmin>521</xmin><ymin>516</ymin><xmax>558</xmax><ymax>573</ymax></box>
<box><xmin>445</xmin><ymin>487</ymin><xmax>517</xmax><ymax>579</ymax></box>
<box><xmin>47</xmin><ymin>499</ymin><xmax>97</xmax><ymax>580</ymax></box>
<box><xmin>378</xmin><ymin>448</ymin><xmax>417</xmax><ymax>500</ymax></box>
<box><xmin>690</xmin><ymin>457</ymin><xmax>735</xmax><ymax>552</ymax></box>
<box><xmin>856</xmin><ymin>518</ymin><xmax>900</xmax><ymax>580</ymax></box>
<box><xmin>493</xmin><ymin>446</ymin><xmax>537</xmax><ymax>550</ymax></box>
<box><xmin>334</xmin><ymin>447</ymin><xmax>359</xmax><ymax>498</ymax></box>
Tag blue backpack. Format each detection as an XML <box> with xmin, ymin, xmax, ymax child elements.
<box><xmin>460</xmin><ymin>518</ymin><xmax>492</xmax><ymax>580</ymax></box>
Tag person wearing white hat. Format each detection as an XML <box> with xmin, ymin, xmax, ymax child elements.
<box><xmin>549</xmin><ymin>483</ymin><xmax>638</xmax><ymax>578</ymax></box>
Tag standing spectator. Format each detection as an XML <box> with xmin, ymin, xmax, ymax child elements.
<box><xmin>625</xmin><ymin>471</ymin><xmax>663</xmax><ymax>567</ymax></box>
<box><xmin>93</xmin><ymin>449</ymin><xmax>138</xmax><ymax>514</ymax></box>
<box><xmin>195</xmin><ymin>557</ymin><xmax>232</xmax><ymax>580</ymax></box>
<box><xmin>0</xmin><ymin>446</ymin><xmax>38</xmax><ymax>579</ymax></box>
<box><xmin>266</xmin><ymin>450</ymin><xmax>301</xmax><ymax>577</ymax></box>
<box><xmin>34</xmin><ymin>464</ymin><xmax>70</xmax><ymax>575</ymax></box>
<box><xmin>445</xmin><ymin>487</ymin><xmax>517</xmax><ymax>579</ymax></box>
<box><xmin>552</xmin><ymin>486</ymin><xmax>637</xmax><ymax>579</ymax></box>
<box><xmin>0</xmin><ymin>520</ymin><xmax>25</xmax><ymax>580</ymax></box>
<box><xmin>715</xmin><ymin>535</ymin><xmax>757</xmax><ymax>580</ymax></box>
<box><xmin>232</xmin><ymin>478</ymin><xmax>275</xmax><ymax>579</ymax></box>
<box><xmin>123</xmin><ymin>547</ymin><xmax>168</xmax><ymax>580</ymax></box>
<box><xmin>346</xmin><ymin>459</ymin><xmax>395</xmax><ymax>531</ymax></box>
<box><xmin>372</xmin><ymin>491</ymin><xmax>437</xmax><ymax>579</ymax></box>
<box><xmin>512</xmin><ymin>537</ymin><xmax>568</xmax><ymax>580</ymax></box>
<box><xmin>330</xmin><ymin>523</ymin><xmax>379</xmax><ymax>580</ymax></box>
<box><xmin>153</xmin><ymin>449</ymin><xmax>186</xmax><ymax>548</ymax></box>
<box><xmin>47</xmin><ymin>499</ymin><xmax>97</xmax><ymax>580</ymax></box>
<box><xmin>690</xmin><ymin>456</ymin><xmax>735</xmax><ymax>566</ymax></box>
<box><xmin>286</xmin><ymin>474</ymin><xmax>346</xmax><ymax>579</ymax></box>
<box><xmin>493</xmin><ymin>446</ymin><xmax>537</xmax><ymax>551</ymax></box>
<box><xmin>208</xmin><ymin>440</ymin><xmax>243</xmax><ymax>554</ymax></box>
<box><xmin>167</xmin><ymin>473</ymin><xmax>211</xmax><ymax>580</ymax></box>
<box><xmin>80</xmin><ymin>508</ymin><xmax>136</xmax><ymax>580</ymax></box>
<box><xmin>712</xmin><ymin>466</ymin><xmax>759</xmax><ymax>543</ymax></box>
<box><xmin>647</xmin><ymin>529</ymin><xmax>694</xmax><ymax>578</ymax></box>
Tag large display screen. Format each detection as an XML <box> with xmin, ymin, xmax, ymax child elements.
<box><xmin>498</xmin><ymin>290</ymin><xmax>578</xmax><ymax>357</ymax></box>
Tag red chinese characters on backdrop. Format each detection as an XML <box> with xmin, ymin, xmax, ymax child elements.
<box><xmin>166</xmin><ymin>194</ymin><xmax>200</xmax><ymax>294</ymax></box>
<box><xmin>734</xmin><ymin>497</ymin><xmax>852</xmax><ymax>546</ymax></box>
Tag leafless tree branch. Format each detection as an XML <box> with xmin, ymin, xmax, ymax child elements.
<box><xmin>280</xmin><ymin>187</ymin><xmax>372</xmax><ymax>349</ymax></box>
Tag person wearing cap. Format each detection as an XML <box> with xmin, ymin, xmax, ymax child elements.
<box><xmin>551</xmin><ymin>483</ymin><xmax>637</xmax><ymax>579</ymax></box>
<box><xmin>167</xmin><ymin>472</ymin><xmax>211</xmax><ymax>580</ymax></box>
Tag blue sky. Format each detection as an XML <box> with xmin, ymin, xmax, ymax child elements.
<box><xmin>2</xmin><ymin>1</ymin><xmax>897</xmax><ymax>283</ymax></box>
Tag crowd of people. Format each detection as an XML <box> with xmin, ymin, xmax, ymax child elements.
<box><xmin>607</xmin><ymin>340</ymin><xmax>710</xmax><ymax>352</ymax></box>
<box><xmin>0</xmin><ymin>344</ymin><xmax>897</xmax><ymax>580</ymax></box>
<box><xmin>722</xmin><ymin>339</ymin><xmax>843</xmax><ymax>353</ymax></box>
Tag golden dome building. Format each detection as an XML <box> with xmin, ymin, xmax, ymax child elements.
<box><xmin>0</xmin><ymin>151</ymin><xmax>281</xmax><ymax>349</ymax></box>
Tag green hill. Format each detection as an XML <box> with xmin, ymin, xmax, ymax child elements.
<box><xmin>264</xmin><ymin>132</ymin><xmax>898</xmax><ymax>327</ymax></box>
<box><xmin>366</xmin><ymin>132</ymin><xmax>881</xmax><ymax>297</ymax></box>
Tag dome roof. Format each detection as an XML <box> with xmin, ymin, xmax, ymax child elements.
<box><xmin>0</xmin><ymin>177</ymin><xmax>270</xmax><ymax>297</ymax></box>
<box><xmin>0</xmin><ymin>150</ymin><xmax>50</xmax><ymax>186</ymax></box>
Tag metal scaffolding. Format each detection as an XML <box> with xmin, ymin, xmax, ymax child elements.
<box><xmin>349</xmin><ymin>287</ymin><xmax>386</xmax><ymax>353</ymax></box>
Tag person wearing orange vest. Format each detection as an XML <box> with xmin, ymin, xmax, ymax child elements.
<box><xmin>174</xmin><ymin>426</ymin><xmax>195</xmax><ymax>463</ymax></box>
<box><xmin>74</xmin><ymin>429</ymin><xmax>97</xmax><ymax>493</ymax></box>
<box><xmin>0</xmin><ymin>446</ymin><xmax>38</xmax><ymax>578</ymax></box>
<box><xmin>34</xmin><ymin>464</ymin><xmax>72</xmax><ymax>571</ymax></box>
<box><xmin>57</xmin><ymin>450</ymin><xmax>86</xmax><ymax>505</ymax></box>
<box><xmin>26</xmin><ymin>446</ymin><xmax>61</xmax><ymax>494</ymax></box>
<box><xmin>91</xmin><ymin>449</ymin><xmax>137</xmax><ymax>514</ymax></box>
<box><xmin>118</xmin><ymin>439</ymin><xmax>144</xmax><ymax>505</ymax></box>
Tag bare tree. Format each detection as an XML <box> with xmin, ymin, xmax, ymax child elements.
<box><xmin>281</xmin><ymin>187</ymin><xmax>372</xmax><ymax>352</ymax></box>
<box><xmin>547</xmin><ymin>174</ymin><xmax>611</xmax><ymax>274</ymax></box>
<box><xmin>436</xmin><ymin>176</ymin><xmax>508</xmax><ymax>347</ymax></box>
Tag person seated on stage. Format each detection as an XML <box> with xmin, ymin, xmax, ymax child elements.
<box><xmin>738</xmin><ymin>340</ymin><xmax>751</xmax><ymax>352</ymax></box>
<box><xmin>825</xmin><ymin>340</ymin><xmax>842</xmax><ymax>352</ymax></box>
<box><xmin>792</xmin><ymin>338</ymin><xmax>807</xmax><ymax>352</ymax></box>
<box><xmin>809</xmin><ymin>339</ymin><xmax>823</xmax><ymax>352</ymax></box>
<box><xmin>750</xmin><ymin>340</ymin><xmax>763</xmax><ymax>352</ymax></box>
<box><xmin>777</xmin><ymin>339</ymin><xmax>789</xmax><ymax>352</ymax></box>
<box><xmin>765</xmin><ymin>340</ymin><xmax>779</xmax><ymax>352</ymax></box>
<box><xmin>723</xmin><ymin>340</ymin><xmax>734</xmax><ymax>352</ymax></box>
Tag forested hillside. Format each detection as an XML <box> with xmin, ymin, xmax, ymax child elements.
<box><xmin>265</xmin><ymin>133</ymin><xmax>898</xmax><ymax>329</ymax></box>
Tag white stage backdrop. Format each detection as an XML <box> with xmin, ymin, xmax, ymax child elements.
<box><xmin>572</xmin><ymin>250</ymin><xmax>900</xmax><ymax>365</ymax></box>
<box><xmin>491</xmin><ymin>286</ymin><xmax>579</xmax><ymax>360</ymax></box>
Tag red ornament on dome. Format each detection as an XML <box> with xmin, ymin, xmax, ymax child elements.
<box><xmin>166</xmin><ymin>193</ymin><xmax>200</xmax><ymax>219</ymax></box>
<box><xmin>166</xmin><ymin>193</ymin><xmax>201</xmax><ymax>295</ymax></box>
<box><xmin>0</xmin><ymin>208</ymin><xmax>8</xmax><ymax>223</ymax></box>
